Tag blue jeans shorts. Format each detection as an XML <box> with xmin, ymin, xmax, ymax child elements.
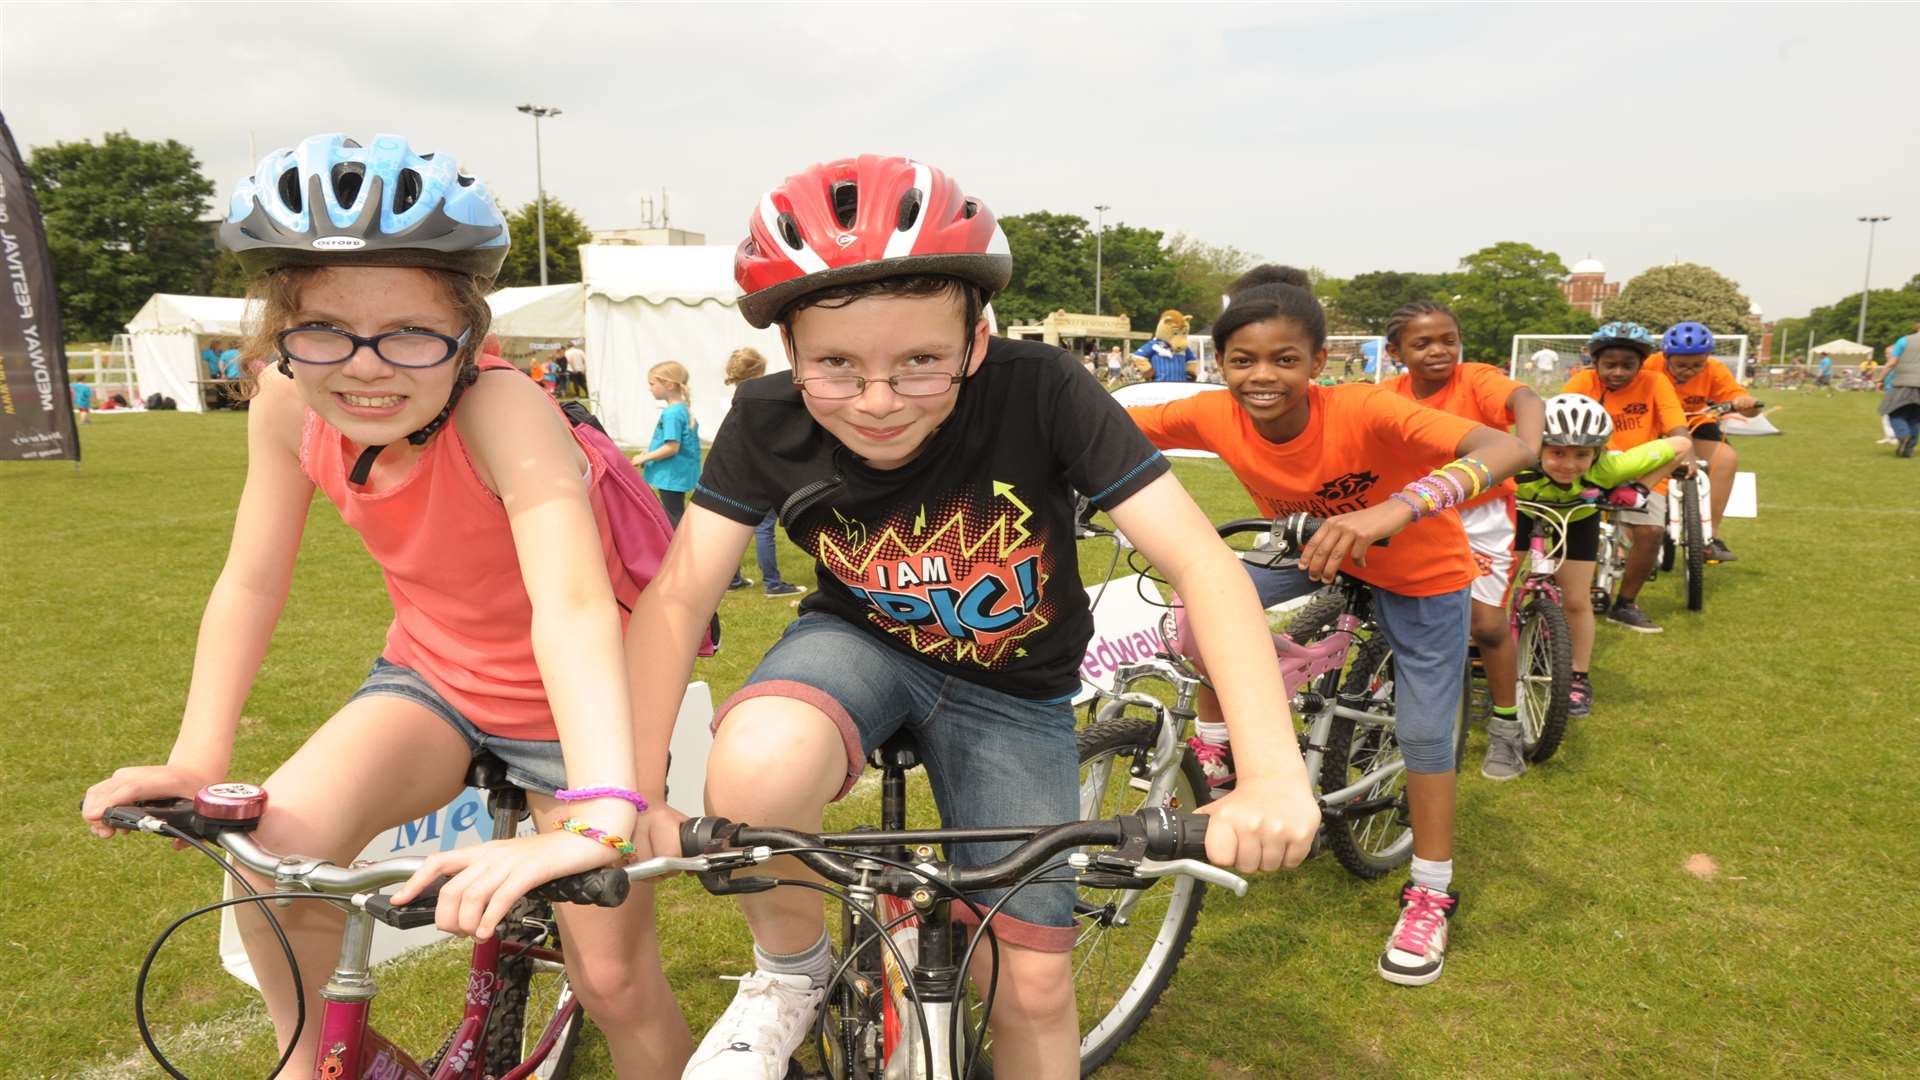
<box><xmin>1243</xmin><ymin>562</ymin><xmax>1468</xmax><ymax>774</ymax></box>
<box><xmin>715</xmin><ymin>613</ymin><xmax>1081</xmax><ymax>952</ymax></box>
<box><xmin>349</xmin><ymin>657</ymin><xmax>568</xmax><ymax>795</ymax></box>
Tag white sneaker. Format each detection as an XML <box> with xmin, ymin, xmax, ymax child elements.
<box><xmin>683</xmin><ymin>971</ymin><xmax>822</xmax><ymax>1078</ymax></box>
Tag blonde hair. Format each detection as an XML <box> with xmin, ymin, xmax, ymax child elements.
<box><xmin>237</xmin><ymin>266</ymin><xmax>492</xmax><ymax>401</ymax></box>
<box><xmin>649</xmin><ymin>360</ymin><xmax>693</xmax><ymax>406</ymax></box>
<box><xmin>723</xmin><ymin>347</ymin><xmax>768</xmax><ymax>386</ymax></box>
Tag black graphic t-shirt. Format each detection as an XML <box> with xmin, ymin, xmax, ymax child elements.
<box><xmin>694</xmin><ymin>337</ymin><xmax>1169</xmax><ymax>700</ymax></box>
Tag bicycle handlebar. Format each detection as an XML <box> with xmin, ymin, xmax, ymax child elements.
<box><xmin>1215</xmin><ymin>512</ymin><xmax>1389</xmax><ymax>561</ymax></box>
<box><xmin>678</xmin><ymin>807</ymin><xmax>1233</xmax><ymax>897</ymax></box>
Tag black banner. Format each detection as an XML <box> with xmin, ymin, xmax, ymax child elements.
<box><xmin>0</xmin><ymin>111</ymin><xmax>77</xmax><ymax>462</ymax></box>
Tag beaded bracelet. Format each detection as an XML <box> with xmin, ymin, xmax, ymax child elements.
<box><xmin>555</xmin><ymin>817</ymin><xmax>638</xmax><ymax>864</ymax></box>
<box><xmin>555</xmin><ymin>785</ymin><xmax>651</xmax><ymax>813</ymax></box>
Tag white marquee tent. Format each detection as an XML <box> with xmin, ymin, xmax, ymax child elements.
<box><xmin>124</xmin><ymin>294</ymin><xmax>254</xmax><ymax>412</ymax></box>
<box><xmin>487</xmin><ymin>282</ymin><xmax>585</xmax><ymax>352</ymax></box>
<box><xmin>580</xmin><ymin>244</ymin><xmax>786</xmax><ymax>448</ymax></box>
<box><xmin>1810</xmin><ymin>338</ymin><xmax>1873</xmax><ymax>358</ymax></box>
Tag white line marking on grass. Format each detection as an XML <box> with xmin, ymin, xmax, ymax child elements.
<box><xmin>73</xmin><ymin>1004</ymin><xmax>267</xmax><ymax>1079</ymax></box>
<box><xmin>1767</xmin><ymin>505</ymin><xmax>1920</xmax><ymax>515</ymax></box>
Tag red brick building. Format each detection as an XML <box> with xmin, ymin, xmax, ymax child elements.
<box><xmin>1561</xmin><ymin>258</ymin><xmax>1620</xmax><ymax>318</ymax></box>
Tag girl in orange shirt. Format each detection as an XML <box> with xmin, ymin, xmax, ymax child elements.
<box><xmin>1127</xmin><ymin>266</ymin><xmax>1529</xmax><ymax>986</ymax></box>
<box><xmin>79</xmin><ymin>134</ymin><xmax>693</xmax><ymax>1074</ymax></box>
<box><xmin>1381</xmin><ymin>302</ymin><xmax>1545</xmax><ymax>780</ymax></box>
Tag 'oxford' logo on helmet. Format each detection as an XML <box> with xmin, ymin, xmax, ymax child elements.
<box><xmin>312</xmin><ymin>236</ymin><xmax>367</xmax><ymax>251</ymax></box>
<box><xmin>834</xmin><ymin>233</ymin><xmax>857</xmax><ymax>248</ymax></box>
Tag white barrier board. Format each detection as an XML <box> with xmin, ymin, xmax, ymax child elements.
<box><xmin>218</xmin><ymin>682</ymin><xmax>715</xmax><ymax>986</ymax></box>
<box><xmin>1107</xmin><ymin>382</ymin><xmax>1228</xmax><ymax>459</ymax></box>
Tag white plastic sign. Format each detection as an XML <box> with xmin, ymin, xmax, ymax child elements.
<box><xmin>218</xmin><ymin>682</ymin><xmax>716</xmax><ymax>986</ymax></box>
<box><xmin>1106</xmin><ymin>382</ymin><xmax>1227</xmax><ymax>459</ymax></box>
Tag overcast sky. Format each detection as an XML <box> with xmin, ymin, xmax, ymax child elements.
<box><xmin>4</xmin><ymin>2</ymin><xmax>1916</xmax><ymax>319</ymax></box>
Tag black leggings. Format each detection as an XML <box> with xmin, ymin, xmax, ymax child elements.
<box><xmin>656</xmin><ymin>488</ymin><xmax>686</xmax><ymax>528</ymax></box>
<box><xmin>1515</xmin><ymin>510</ymin><xmax>1600</xmax><ymax>562</ymax></box>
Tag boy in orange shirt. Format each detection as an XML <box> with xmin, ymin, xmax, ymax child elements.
<box><xmin>1381</xmin><ymin>301</ymin><xmax>1545</xmax><ymax>781</ymax></box>
<box><xmin>1646</xmin><ymin>322</ymin><xmax>1760</xmax><ymax>563</ymax></box>
<box><xmin>1128</xmin><ymin>266</ymin><xmax>1529</xmax><ymax>987</ymax></box>
<box><xmin>1560</xmin><ymin>322</ymin><xmax>1691</xmax><ymax>633</ymax></box>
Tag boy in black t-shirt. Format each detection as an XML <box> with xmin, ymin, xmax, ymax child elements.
<box><xmin>636</xmin><ymin>156</ymin><xmax>1320</xmax><ymax>1080</ymax></box>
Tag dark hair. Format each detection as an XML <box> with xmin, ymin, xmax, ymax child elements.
<box><xmin>1384</xmin><ymin>300</ymin><xmax>1461</xmax><ymax>348</ymax></box>
<box><xmin>777</xmin><ymin>274</ymin><xmax>981</xmax><ymax>339</ymax></box>
<box><xmin>1213</xmin><ymin>264</ymin><xmax>1325</xmax><ymax>353</ymax></box>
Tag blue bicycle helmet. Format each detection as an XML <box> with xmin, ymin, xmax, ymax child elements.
<box><xmin>220</xmin><ymin>133</ymin><xmax>509</xmax><ymax>277</ymax></box>
<box><xmin>1661</xmin><ymin>321</ymin><xmax>1716</xmax><ymax>356</ymax></box>
<box><xmin>1588</xmin><ymin>321</ymin><xmax>1656</xmax><ymax>359</ymax></box>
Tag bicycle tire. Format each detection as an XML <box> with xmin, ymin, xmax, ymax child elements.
<box><xmin>484</xmin><ymin>900</ymin><xmax>580</xmax><ymax>1079</ymax></box>
<box><xmin>1515</xmin><ymin>595</ymin><xmax>1572</xmax><ymax>763</ymax></box>
<box><xmin>1320</xmin><ymin>637</ymin><xmax>1415</xmax><ymax>880</ymax></box>
<box><xmin>1072</xmin><ymin>714</ymin><xmax>1212</xmax><ymax>1074</ymax></box>
<box><xmin>1278</xmin><ymin>587</ymin><xmax>1348</xmax><ymax>642</ymax></box>
<box><xmin>1681</xmin><ymin>479</ymin><xmax>1706</xmax><ymax>612</ymax></box>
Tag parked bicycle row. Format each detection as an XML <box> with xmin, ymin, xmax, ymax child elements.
<box><xmin>78</xmin><ymin>139</ymin><xmax>1766</xmax><ymax>1079</ymax></box>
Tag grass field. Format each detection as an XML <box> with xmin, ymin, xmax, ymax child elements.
<box><xmin>3</xmin><ymin>390</ymin><xmax>1916</xmax><ymax>1078</ymax></box>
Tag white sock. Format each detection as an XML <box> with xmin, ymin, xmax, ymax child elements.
<box><xmin>1195</xmin><ymin>720</ymin><xmax>1230</xmax><ymax>747</ymax></box>
<box><xmin>754</xmin><ymin>932</ymin><xmax>833</xmax><ymax>989</ymax></box>
<box><xmin>1410</xmin><ymin>856</ymin><xmax>1453</xmax><ymax>894</ymax></box>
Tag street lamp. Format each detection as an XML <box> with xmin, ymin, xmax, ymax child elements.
<box><xmin>1857</xmin><ymin>214</ymin><xmax>1891</xmax><ymax>345</ymax></box>
<box><xmin>517</xmin><ymin>104</ymin><xmax>563</xmax><ymax>285</ymax></box>
<box><xmin>1093</xmin><ymin>204</ymin><xmax>1111</xmax><ymax>316</ymax></box>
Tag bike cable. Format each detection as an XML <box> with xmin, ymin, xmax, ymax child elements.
<box><xmin>134</xmin><ymin>822</ymin><xmax>313</xmax><ymax>1080</ymax></box>
<box><xmin>951</xmin><ymin>859</ymin><xmax>1082</xmax><ymax>1079</ymax></box>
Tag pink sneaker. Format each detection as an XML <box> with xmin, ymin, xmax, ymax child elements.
<box><xmin>1186</xmin><ymin>736</ymin><xmax>1236</xmax><ymax>790</ymax></box>
<box><xmin>1377</xmin><ymin>882</ymin><xmax>1459</xmax><ymax>986</ymax></box>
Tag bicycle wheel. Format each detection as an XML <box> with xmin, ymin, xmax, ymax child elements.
<box><xmin>484</xmin><ymin>900</ymin><xmax>581</xmax><ymax>1079</ymax></box>
<box><xmin>1072</xmin><ymin>714</ymin><xmax>1212</xmax><ymax>1073</ymax></box>
<box><xmin>1514</xmin><ymin>593</ymin><xmax>1572</xmax><ymax>763</ymax></box>
<box><xmin>1680</xmin><ymin>479</ymin><xmax>1706</xmax><ymax>612</ymax></box>
<box><xmin>1320</xmin><ymin>637</ymin><xmax>1415</xmax><ymax>880</ymax></box>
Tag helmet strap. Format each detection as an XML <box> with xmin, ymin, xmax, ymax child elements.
<box><xmin>345</xmin><ymin>361</ymin><xmax>479</xmax><ymax>487</ymax></box>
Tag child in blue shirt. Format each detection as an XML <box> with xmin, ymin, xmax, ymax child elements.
<box><xmin>632</xmin><ymin>360</ymin><xmax>701</xmax><ymax>524</ymax></box>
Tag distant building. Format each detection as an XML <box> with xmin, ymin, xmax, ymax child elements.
<box><xmin>1560</xmin><ymin>258</ymin><xmax>1620</xmax><ymax>318</ymax></box>
<box><xmin>590</xmin><ymin>227</ymin><xmax>706</xmax><ymax>247</ymax></box>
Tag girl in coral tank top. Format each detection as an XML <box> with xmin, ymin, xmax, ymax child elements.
<box><xmin>79</xmin><ymin>134</ymin><xmax>692</xmax><ymax>1075</ymax></box>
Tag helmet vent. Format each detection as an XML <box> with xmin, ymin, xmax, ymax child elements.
<box><xmin>743</xmin><ymin>238</ymin><xmax>758</xmax><ymax>257</ymax></box>
<box><xmin>830</xmin><ymin>181</ymin><xmax>859</xmax><ymax>229</ymax></box>
<box><xmin>776</xmin><ymin>212</ymin><xmax>804</xmax><ymax>251</ymax></box>
<box><xmin>455</xmin><ymin>172</ymin><xmax>477</xmax><ymax>188</ymax></box>
<box><xmin>394</xmin><ymin>169</ymin><xmax>424</xmax><ymax>213</ymax></box>
<box><xmin>330</xmin><ymin>163</ymin><xmax>366</xmax><ymax>208</ymax></box>
<box><xmin>896</xmin><ymin>189</ymin><xmax>923</xmax><ymax>232</ymax></box>
<box><xmin>961</xmin><ymin>199</ymin><xmax>980</xmax><ymax>220</ymax></box>
<box><xmin>277</xmin><ymin>167</ymin><xmax>303</xmax><ymax>214</ymax></box>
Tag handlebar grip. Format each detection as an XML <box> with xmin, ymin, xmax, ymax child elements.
<box><xmin>527</xmin><ymin>867</ymin><xmax>631</xmax><ymax>908</ymax></box>
<box><xmin>364</xmin><ymin>892</ymin><xmax>440</xmax><ymax>930</ymax></box>
<box><xmin>1137</xmin><ymin>807</ymin><xmax>1210</xmax><ymax>861</ymax></box>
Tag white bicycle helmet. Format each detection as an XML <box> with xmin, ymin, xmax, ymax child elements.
<box><xmin>1543</xmin><ymin>393</ymin><xmax>1613</xmax><ymax>448</ymax></box>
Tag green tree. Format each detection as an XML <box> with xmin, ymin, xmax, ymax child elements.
<box><xmin>1094</xmin><ymin>223</ymin><xmax>1183</xmax><ymax>332</ymax></box>
<box><xmin>995</xmin><ymin>211</ymin><xmax>1092</xmax><ymax>327</ymax></box>
<box><xmin>1449</xmin><ymin>242</ymin><xmax>1592</xmax><ymax>364</ymax></box>
<box><xmin>496</xmin><ymin>196</ymin><xmax>592</xmax><ymax>286</ymax></box>
<box><xmin>1328</xmin><ymin>270</ymin><xmax>1456</xmax><ymax>336</ymax></box>
<box><xmin>205</xmin><ymin>249</ymin><xmax>250</xmax><ymax>298</ymax></box>
<box><xmin>29</xmin><ymin>132</ymin><xmax>217</xmax><ymax>339</ymax></box>
<box><xmin>1608</xmin><ymin>263</ymin><xmax>1752</xmax><ymax>335</ymax></box>
<box><xmin>1796</xmin><ymin>288</ymin><xmax>1920</xmax><ymax>358</ymax></box>
<box><xmin>1166</xmin><ymin>233</ymin><xmax>1258</xmax><ymax>331</ymax></box>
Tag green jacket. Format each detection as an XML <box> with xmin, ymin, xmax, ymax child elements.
<box><xmin>1513</xmin><ymin>440</ymin><xmax>1679</xmax><ymax>523</ymax></box>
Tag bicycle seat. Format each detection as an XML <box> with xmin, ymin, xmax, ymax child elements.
<box><xmin>463</xmin><ymin>750</ymin><xmax>512</xmax><ymax>792</ymax></box>
<box><xmin>869</xmin><ymin>731</ymin><xmax>922</xmax><ymax>773</ymax></box>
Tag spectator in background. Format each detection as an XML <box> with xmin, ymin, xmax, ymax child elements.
<box><xmin>1880</xmin><ymin>321</ymin><xmax>1920</xmax><ymax>457</ymax></box>
<box><xmin>549</xmin><ymin>347</ymin><xmax>571</xmax><ymax>398</ymax></box>
<box><xmin>565</xmin><ymin>344</ymin><xmax>587</xmax><ymax>395</ymax></box>
<box><xmin>1876</xmin><ymin>343</ymin><xmax>1899</xmax><ymax>445</ymax></box>
<box><xmin>721</xmin><ymin>347</ymin><xmax>807</xmax><ymax>597</ymax></box>
<box><xmin>1816</xmin><ymin>352</ymin><xmax>1834</xmax><ymax>388</ymax></box>
<box><xmin>70</xmin><ymin>379</ymin><xmax>93</xmax><ymax>424</ymax></box>
<box><xmin>631</xmin><ymin>361</ymin><xmax>701</xmax><ymax>522</ymax></box>
<box><xmin>1105</xmin><ymin>345</ymin><xmax>1124</xmax><ymax>384</ymax></box>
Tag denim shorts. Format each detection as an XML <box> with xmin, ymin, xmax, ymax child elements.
<box><xmin>715</xmin><ymin>613</ymin><xmax>1081</xmax><ymax>952</ymax></box>
<box><xmin>1246</xmin><ymin>561</ymin><xmax>1468</xmax><ymax>774</ymax></box>
<box><xmin>349</xmin><ymin>657</ymin><xmax>568</xmax><ymax>795</ymax></box>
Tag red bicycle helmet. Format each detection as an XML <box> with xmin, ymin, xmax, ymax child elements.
<box><xmin>734</xmin><ymin>155</ymin><xmax>1012</xmax><ymax>329</ymax></box>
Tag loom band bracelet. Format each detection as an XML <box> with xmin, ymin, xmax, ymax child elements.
<box><xmin>555</xmin><ymin>817</ymin><xmax>638</xmax><ymax>864</ymax></box>
<box><xmin>555</xmin><ymin>785</ymin><xmax>651</xmax><ymax>814</ymax></box>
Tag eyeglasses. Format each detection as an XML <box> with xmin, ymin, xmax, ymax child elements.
<box><xmin>276</xmin><ymin>326</ymin><xmax>471</xmax><ymax>368</ymax></box>
<box><xmin>791</xmin><ymin>370</ymin><xmax>963</xmax><ymax>400</ymax></box>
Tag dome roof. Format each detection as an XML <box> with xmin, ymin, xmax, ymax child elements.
<box><xmin>1570</xmin><ymin>258</ymin><xmax>1606</xmax><ymax>275</ymax></box>
<box><xmin>1748</xmin><ymin>300</ymin><xmax>1763</xmax><ymax>316</ymax></box>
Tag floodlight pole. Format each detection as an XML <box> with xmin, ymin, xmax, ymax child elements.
<box><xmin>518</xmin><ymin>104</ymin><xmax>563</xmax><ymax>286</ymax></box>
<box><xmin>1856</xmin><ymin>215</ymin><xmax>1890</xmax><ymax>344</ymax></box>
<box><xmin>1093</xmin><ymin>204</ymin><xmax>1111</xmax><ymax>317</ymax></box>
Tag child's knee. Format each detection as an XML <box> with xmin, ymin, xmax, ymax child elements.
<box><xmin>989</xmin><ymin>947</ymin><xmax>1075</xmax><ymax>1025</ymax></box>
<box><xmin>707</xmin><ymin>696</ymin><xmax>850</xmax><ymax>811</ymax></box>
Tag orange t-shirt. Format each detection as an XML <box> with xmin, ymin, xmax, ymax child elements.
<box><xmin>1382</xmin><ymin>361</ymin><xmax>1524</xmax><ymax>508</ymax></box>
<box><xmin>1127</xmin><ymin>383</ymin><xmax>1477</xmax><ymax>596</ymax></box>
<box><xmin>1645</xmin><ymin>353</ymin><xmax>1747</xmax><ymax>429</ymax></box>
<box><xmin>1560</xmin><ymin>366</ymin><xmax>1688</xmax><ymax>494</ymax></box>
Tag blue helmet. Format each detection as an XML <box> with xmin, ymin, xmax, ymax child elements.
<box><xmin>1588</xmin><ymin>321</ymin><xmax>1655</xmax><ymax>359</ymax></box>
<box><xmin>220</xmin><ymin>133</ymin><xmax>509</xmax><ymax>277</ymax></box>
<box><xmin>1661</xmin><ymin>321</ymin><xmax>1716</xmax><ymax>356</ymax></box>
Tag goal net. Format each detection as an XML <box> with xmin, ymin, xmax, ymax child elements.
<box><xmin>1509</xmin><ymin>333</ymin><xmax>1749</xmax><ymax>395</ymax></box>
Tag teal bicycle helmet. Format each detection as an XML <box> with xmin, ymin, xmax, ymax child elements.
<box><xmin>1588</xmin><ymin>321</ymin><xmax>1656</xmax><ymax>359</ymax></box>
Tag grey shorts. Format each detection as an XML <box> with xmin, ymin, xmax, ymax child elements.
<box><xmin>348</xmin><ymin>657</ymin><xmax>567</xmax><ymax>795</ymax></box>
<box><xmin>1614</xmin><ymin>491</ymin><xmax>1668</xmax><ymax>528</ymax></box>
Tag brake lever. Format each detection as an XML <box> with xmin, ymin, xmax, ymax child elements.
<box><xmin>1070</xmin><ymin>852</ymin><xmax>1249</xmax><ymax>896</ymax></box>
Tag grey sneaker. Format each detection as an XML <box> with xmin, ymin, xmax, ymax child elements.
<box><xmin>1481</xmin><ymin>717</ymin><xmax>1527</xmax><ymax>781</ymax></box>
<box><xmin>683</xmin><ymin>971</ymin><xmax>822</xmax><ymax>1079</ymax></box>
<box><xmin>1705</xmin><ymin>537</ymin><xmax>1737</xmax><ymax>564</ymax></box>
<box><xmin>1607</xmin><ymin>600</ymin><xmax>1663</xmax><ymax>634</ymax></box>
<box><xmin>763</xmin><ymin>582</ymin><xmax>807</xmax><ymax>598</ymax></box>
